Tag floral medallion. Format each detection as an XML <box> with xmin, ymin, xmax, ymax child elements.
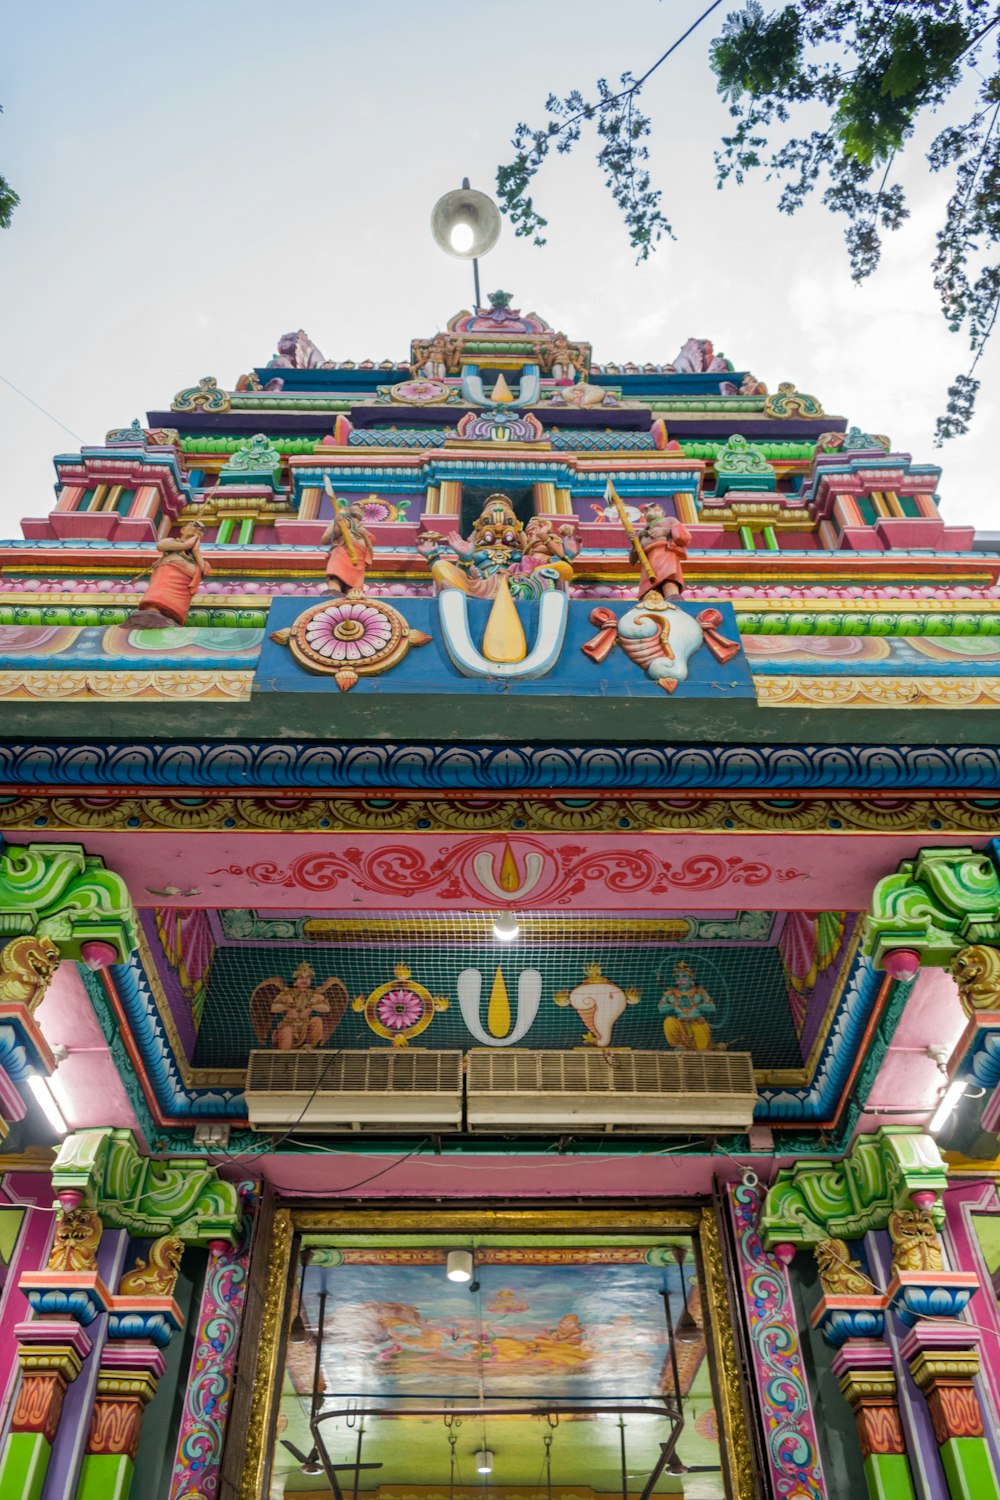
<box><xmin>352</xmin><ymin>963</ymin><xmax>449</xmax><ymax>1047</ymax></box>
<box><xmin>270</xmin><ymin>592</ymin><xmax>429</xmax><ymax>691</ymax></box>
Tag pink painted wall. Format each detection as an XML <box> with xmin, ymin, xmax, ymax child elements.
<box><xmin>0</xmin><ymin>1174</ymin><xmax>56</xmax><ymax>1422</ymax></box>
<box><xmin>856</xmin><ymin>965</ymin><xmax>967</xmax><ymax>1132</ymax></box>
<box><xmin>34</xmin><ymin>962</ymin><xmax>143</xmax><ymax>1136</ymax></box>
<box><xmin>22</xmin><ymin>830</ymin><xmax>990</xmax><ymax>914</ymax></box>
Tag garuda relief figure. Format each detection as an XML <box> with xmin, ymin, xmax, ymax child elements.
<box><xmin>418</xmin><ymin>496</ymin><xmax>578</xmax><ymax>600</ymax></box>
<box><xmin>251</xmin><ymin>962</ymin><xmax>349</xmax><ymax>1050</ymax></box>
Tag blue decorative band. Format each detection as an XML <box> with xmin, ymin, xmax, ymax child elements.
<box><xmin>2</xmin><ymin>742</ymin><xmax>1000</xmax><ymax>793</ymax></box>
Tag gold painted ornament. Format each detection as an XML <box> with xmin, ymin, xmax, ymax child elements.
<box><xmin>352</xmin><ymin>963</ymin><xmax>449</xmax><ymax>1047</ymax></box>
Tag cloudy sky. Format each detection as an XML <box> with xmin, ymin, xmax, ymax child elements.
<box><xmin>1</xmin><ymin>0</ymin><xmax>995</xmax><ymax>535</ymax></box>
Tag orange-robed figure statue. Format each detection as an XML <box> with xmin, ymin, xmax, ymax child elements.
<box><xmin>320</xmin><ymin>478</ymin><xmax>375</xmax><ymax>593</ymax></box>
<box><xmin>129</xmin><ymin>519</ymin><xmax>211</xmax><ymax>627</ymax></box>
<box><xmin>631</xmin><ymin>503</ymin><xmax>691</xmax><ymax>599</ymax></box>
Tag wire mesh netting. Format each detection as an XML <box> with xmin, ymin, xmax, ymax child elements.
<box><xmin>137</xmin><ymin>907</ymin><xmax>854</xmax><ymax>1072</ymax></box>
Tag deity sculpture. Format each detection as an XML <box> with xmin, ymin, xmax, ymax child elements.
<box><xmin>0</xmin><ymin>933</ymin><xmax>61</xmax><ymax>1013</ymax></box>
<box><xmin>522</xmin><ymin>518</ymin><xmax>581</xmax><ymax>582</ymax></box>
<box><xmin>658</xmin><ymin>962</ymin><xmax>718</xmax><ymax>1051</ymax></box>
<box><xmin>814</xmin><ymin>1238</ymin><xmax>871</xmax><ymax>1297</ymax></box>
<box><xmin>320</xmin><ymin>480</ymin><xmax>375</xmax><ymax>594</ymax></box>
<box><xmin>250</xmin><ymin>962</ymin><xmax>349</xmax><ymax>1050</ymax></box>
<box><xmin>632</xmin><ymin>503</ymin><xmax>691</xmax><ymax>600</ymax></box>
<box><xmin>538</xmin><ymin>332</ymin><xmax>584</xmax><ymax>381</ymax></box>
<box><xmin>47</xmin><ymin>1207</ymin><xmax>102</xmax><ymax>1273</ymax></box>
<box><xmin>412</xmin><ymin>333</ymin><xmax>455</xmax><ymax>381</ymax></box>
<box><xmin>418</xmin><ymin>495</ymin><xmax>574</xmax><ymax>600</ymax></box>
<box><xmin>129</xmin><ymin>519</ymin><xmax>211</xmax><ymax>627</ymax></box>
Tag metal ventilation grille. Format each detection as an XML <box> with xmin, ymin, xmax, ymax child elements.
<box><xmin>466</xmin><ymin>1049</ymin><xmax>756</xmax><ymax>1132</ymax></box>
<box><xmin>245</xmin><ymin>1049</ymin><xmax>463</xmax><ymax>1132</ymax></box>
<box><xmin>467</xmin><ymin>1049</ymin><xmax>754</xmax><ymax>1093</ymax></box>
<box><xmin>246</xmin><ymin>1050</ymin><xmax>461</xmax><ymax>1093</ymax></box>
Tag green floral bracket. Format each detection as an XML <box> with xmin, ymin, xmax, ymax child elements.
<box><xmin>51</xmin><ymin>1127</ymin><xmax>240</xmax><ymax>1246</ymax></box>
<box><xmin>760</xmin><ymin>1125</ymin><xmax>948</xmax><ymax>1246</ymax></box>
<box><xmin>0</xmin><ymin>840</ymin><xmax>137</xmax><ymax>964</ymax></box>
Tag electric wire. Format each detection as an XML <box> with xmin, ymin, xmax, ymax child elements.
<box><xmin>0</xmin><ymin>372</ymin><xmax>85</xmax><ymax>443</ymax></box>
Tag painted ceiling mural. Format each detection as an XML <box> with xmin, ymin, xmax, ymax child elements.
<box><xmin>278</xmin><ymin>1238</ymin><xmax>721</xmax><ymax>1494</ymax></box>
<box><xmin>98</xmin><ymin>906</ymin><xmax>879</xmax><ymax>1141</ymax></box>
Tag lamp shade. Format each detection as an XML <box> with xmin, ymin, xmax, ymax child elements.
<box><xmin>446</xmin><ymin>1249</ymin><xmax>474</xmax><ymax>1282</ymax></box>
<box><xmin>431</xmin><ymin>187</ymin><xmax>501</xmax><ymax>260</ymax></box>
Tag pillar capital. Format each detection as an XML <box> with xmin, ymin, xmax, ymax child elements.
<box><xmin>761</xmin><ymin>1126</ymin><xmax>947</xmax><ymax>1246</ymax></box>
<box><xmin>0</xmin><ymin>840</ymin><xmax>136</xmax><ymax>965</ymax></box>
<box><xmin>865</xmin><ymin>845</ymin><xmax>1000</xmax><ymax>972</ymax></box>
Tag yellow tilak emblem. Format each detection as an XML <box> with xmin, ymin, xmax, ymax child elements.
<box><xmin>488</xmin><ymin>966</ymin><xmax>512</xmax><ymax>1038</ymax></box>
<box><xmin>482</xmin><ymin>574</ymin><xmax>528</xmax><ymax>663</ymax></box>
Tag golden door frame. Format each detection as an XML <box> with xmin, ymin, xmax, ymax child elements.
<box><xmin>236</xmin><ymin>1204</ymin><xmax>755</xmax><ymax>1500</ymax></box>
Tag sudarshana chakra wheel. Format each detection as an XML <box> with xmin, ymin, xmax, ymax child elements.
<box><xmin>272</xmin><ymin>591</ymin><xmax>428</xmax><ymax>690</ymax></box>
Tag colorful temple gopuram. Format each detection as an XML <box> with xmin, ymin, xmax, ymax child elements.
<box><xmin>3</xmin><ymin>292</ymin><xmax>1000</xmax><ymax>1500</ymax></box>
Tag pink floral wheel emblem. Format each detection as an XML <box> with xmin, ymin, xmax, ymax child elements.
<box><xmin>275</xmin><ymin>592</ymin><xmax>429</xmax><ymax>689</ymax></box>
<box><xmin>304</xmin><ymin>601</ymin><xmax>393</xmax><ymax>662</ymax></box>
<box><xmin>353</xmin><ymin>964</ymin><xmax>449</xmax><ymax>1047</ymax></box>
<box><xmin>375</xmin><ymin>987</ymin><xmax>424</xmax><ymax>1032</ymax></box>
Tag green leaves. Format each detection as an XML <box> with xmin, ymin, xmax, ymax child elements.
<box><xmin>494</xmin><ymin>0</ymin><xmax>1000</xmax><ymax>437</ymax></box>
<box><xmin>0</xmin><ymin>107</ymin><xmax>17</xmax><ymax>230</ymax></box>
<box><xmin>709</xmin><ymin>1</ymin><xmax>802</xmax><ymax>102</ymax></box>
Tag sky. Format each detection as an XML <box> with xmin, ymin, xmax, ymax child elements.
<box><xmin>1</xmin><ymin>0</ymin><xmax>996</xmax><ymax>536</ymax></box>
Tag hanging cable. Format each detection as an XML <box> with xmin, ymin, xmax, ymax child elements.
<box><xmin>448</xmin><ymin>1425</ymin><xmax>457</xmax><ymax>1500</ymax></box>
<box><xmin>544</xmin><ymin>1432</ymin><xmax>553</xmax><ymax>1500</ymax></box>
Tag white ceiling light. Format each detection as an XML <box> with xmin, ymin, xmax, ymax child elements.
<box><xmin>929</xmin><ymin>1078</ymin><xmax>967</xmax><ymax>1135</ymax></box>
<box><xmin>475</xmin><ymin>1450</ymin><xmax>494</xmax><ymax>1475</ymax></box>
<box><xmin>492</xmin><ymin>913</ymin><xmax>519</xmax><ymax>943</ymax></box>
<box><xmin>28</xmin><ymin>1075</ymin><xmax>68</xmax><ymax>1137</ymax></box>
<box><xmin>446</xmin><ymin>1249</ymin><xmax>473</xmax><ymax>1283</ymax></box>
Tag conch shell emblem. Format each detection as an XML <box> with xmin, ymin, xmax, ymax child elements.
<box><xmin>582</xmin><ymin>596</ymin><xmax>739</xmax><ymax>691</ymax></box>
<box><xmin>554</xmin><ymin>963</ymin><xmax>641</xmax><ymax>1048</ymax></box>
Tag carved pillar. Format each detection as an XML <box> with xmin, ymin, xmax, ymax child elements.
<box><xmin>0</xmin><ymin>1202</ymin><xmax>108</xmax><ymax>1500</ymax></box>
<box><xmin>832</xmin><ymin>1341</ymin><xmax>915</xmax><ymax>1500</ymax></box>
<box><xmin>76</xmin><ymin>1344</ymin><xmax>166</xmax><ymax>1500</ymax></box>
<box><xmin>2</xmin><ymin>1327</ymin><xmax>91</xmax><ymax>1500</ymax></box>
<box><xmin>167</xmin><ymin>1214</ymin><xmax>255</xmax><ymax>1500</ymax></box>
<box><xmin>75</xmin><ymin>1232</ymin><xmax>186</xmax><ymax>1500</ymax></box>
<box><xmin>809</xmin><ymin>1238</ymin><xmax>917</xmax><ymax>1500</ymax></box>
<box><xmin>901</xmin><ymin>1325</ymin><xmax>1000</xmax><ymax>1500</ymax></box>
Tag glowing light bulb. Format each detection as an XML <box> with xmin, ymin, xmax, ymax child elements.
<box><xmin>476</xmin><ymin>1451</ymin><xmax>494</xmax><ymax>1475</ymax></box>
<box><xmin>450</xmin><ymin>221</ymin><xmax>475</xmax><ymax>253</ymax></box>
<box><xmin>446</xmin><ymin>1249</ymin><xmax>473</xmax><ymax>1282</ymax></box>
<box><xmin>493</xmin><ymin>913</ymin><xmax>519</xmax><ymax>943</ymax></box>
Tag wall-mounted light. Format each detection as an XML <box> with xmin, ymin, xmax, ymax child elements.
<box><xmin>475</xmin><ymin>1450</ymin><xmax>494</xmax><ymax>1476</ymax></box>
<box><xmin>492</xmin><ymin>913</ymin><xmax>519</xmax><ymax>943</ymax></box>
<box><xmin>446</xmin><ymin>1249</ymin><xmax>474</xmax><ymax>1283</ymax></box>
<box><xmin>27</xmin><ymin>1074</ymin><xmax>68</xmax><ymax>1137</ymax></box>
<box><xmin>929</xmin><ymin>1078</ymin><xmax>978</xmax><ymax>1135</ymax></box>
